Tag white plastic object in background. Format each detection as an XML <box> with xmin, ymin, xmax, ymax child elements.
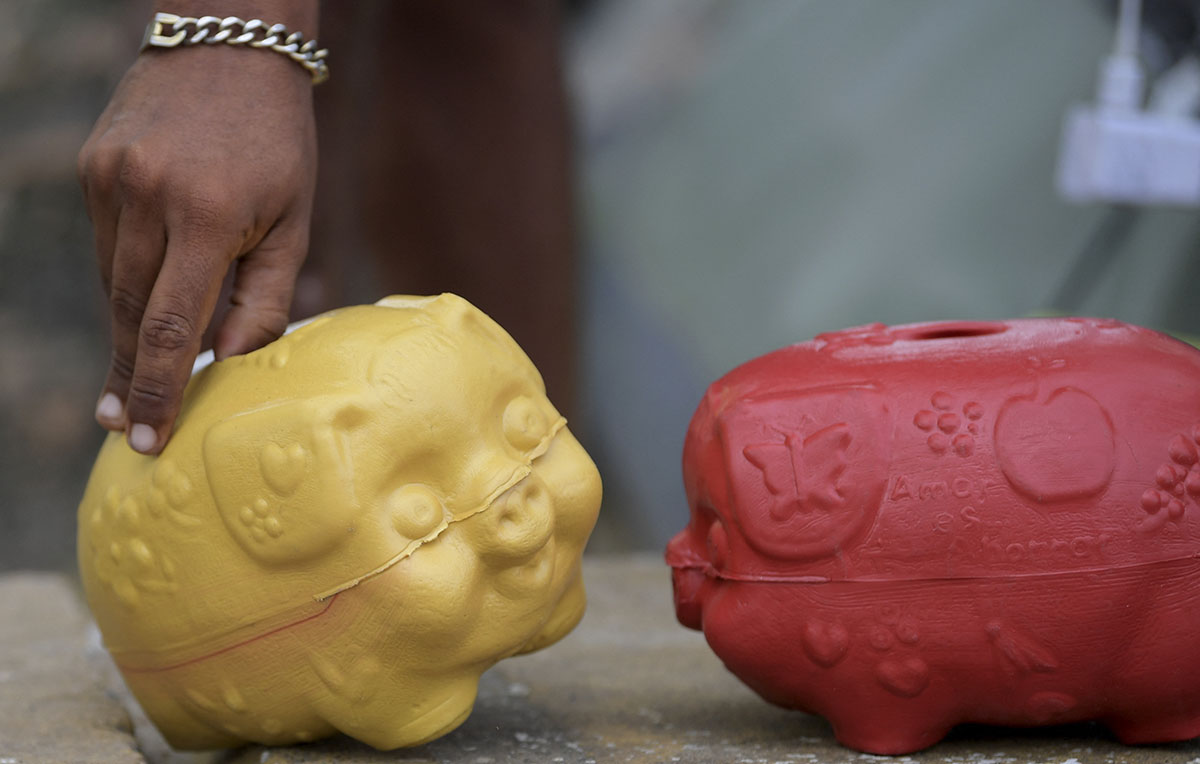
<box><xmin>1056</xmin><ymin>0</ymin><xmax>1200</xmax><ymax>207</ymax></box>
<box><xmin>1057</xmin><ymin>107</ymin><xmax>1200</xmax><ymax>205</ymax></box>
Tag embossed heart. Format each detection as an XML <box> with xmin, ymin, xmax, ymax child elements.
<box><xmin>260</xmin><ymin>442</ymin><xmax>307</xmax><ymax>497</ymax></box>
<box><xmin>875</xmin><ymin>657</ymin><xmax>930</xmax><ymax>698</ymax></box>
<box><xmin>801</xmin><ymin>620</ymin><xmax>849</xmax><ymax>667</ymax></box>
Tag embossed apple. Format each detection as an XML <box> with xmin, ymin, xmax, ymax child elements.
<box><xmin>667</xmin><ymin>317</ymin><xmax>1200</xmax><ymax>754</ymax></box>
<box><xmin>78</xmin><ymin>294</ymin><xmax>601</xmax><ymax>750</ymax></box>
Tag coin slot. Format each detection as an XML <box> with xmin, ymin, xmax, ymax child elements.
<box><xmin>898</xmin><ymin>322</ymin><xmax>1007</xmax><ymax>341</ymax></box>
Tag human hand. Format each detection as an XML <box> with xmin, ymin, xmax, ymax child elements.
<box><xmin>78</xmin><ymin>31</ymin><xmax>317</xmax><ymax>455</ymax></box>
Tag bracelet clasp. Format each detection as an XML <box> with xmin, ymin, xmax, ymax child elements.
<box><xmin>142</xmin><ymin>13</ymin><xmax>186</xmax><ymax>50</ymax></box>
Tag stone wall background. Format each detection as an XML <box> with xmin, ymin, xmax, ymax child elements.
<box><xmin>0</xmin><ymin>0</ymin><xmax>138</xmax><ymax>570</ymax></box>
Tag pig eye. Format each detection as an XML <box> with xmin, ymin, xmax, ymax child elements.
<box><xmin>503</xmin><ymin>396</ymin><xmax>548</xmax><ymax>451</ymax></box>
<box><xmin>387</xmin><ymin>485</ymin><xmax>446</xmax><ymax>540</ymax></box>
<box><xmin>706</xmin><ymin>520</ymin><xmax>730</xmax><ymax>570</ymax></box>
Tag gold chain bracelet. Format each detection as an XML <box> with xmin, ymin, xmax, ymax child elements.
<box><xmin>141</xmin><ymin>12</ymin><xmax>329</xmax><ymax>84</ymax></box>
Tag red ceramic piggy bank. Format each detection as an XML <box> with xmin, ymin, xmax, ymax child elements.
<box><xmin>667</xmin><ymin>318</ymin><xmax>1200</xmax><ymax>754</ymax></box>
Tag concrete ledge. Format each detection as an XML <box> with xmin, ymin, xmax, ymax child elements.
<box><xmin>0</xmin><ymin>573</ymin><xmax>144</xmax><ymax>764</ymax></box>
<box><xmin>7</xmin><ymin>557</ymin><xmax>1200</xmax><ymax>763</ymax></box>
<box><xmin>222</xmin><ymin>555</ymin><xmax>1200</xmax><ymax>764</ymax></box>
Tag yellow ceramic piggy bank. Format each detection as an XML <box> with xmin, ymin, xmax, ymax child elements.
<box><xmin>77</xmin><ymin>294</ymin><xmax>602</xmax><ymax>750</ymax></box>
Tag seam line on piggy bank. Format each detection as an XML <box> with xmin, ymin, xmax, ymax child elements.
<box><xmin>315</xmin><ymin>416</ymin><xmax>565</xmax><ymax>602</ymax></box>
<box><xmin>105</xmin><ymin>420</ymin><xmax>566</xmax><ymax>668</ymax></box>
<box><xmin>664</xmin><ymin>550</ymin><xmax>1200</xmax><ymax>584</ymax></box>
<box><xmin>113</xmin><ymin>594</ymin><xmax>343</xmax><ymax>673</ymax></box>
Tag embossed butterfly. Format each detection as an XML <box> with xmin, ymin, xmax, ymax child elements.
<box><xmin>743</xmin><ymin>423</ymin><xmax>851</xmax><ymax>520</ymax></box>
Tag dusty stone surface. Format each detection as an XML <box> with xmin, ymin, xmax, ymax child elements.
<box><xmin>10</xmin><ymin>557</ymin><xmax>1200</xmax><ymax>763</ymax></box>
<box><xmin>208</xmin><ymin>554</ymin><xmax>1200</xmax><ymax>764</ymax></box>
<box><xmin>0</xmin><ymin>572</ymin><xmax>144</xmax><ymax>764</ymax></box>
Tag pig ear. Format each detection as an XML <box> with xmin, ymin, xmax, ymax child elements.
<box><xmin>202</xmin><ymin>395</ymin><xmax>370</xmax><ymax>566</ymax></box>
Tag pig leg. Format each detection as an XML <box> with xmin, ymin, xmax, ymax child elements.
<box><xmin>827</xmin><ymin>711</ymin><xmax>955</xmax><ymax>756</ymax></box>
<box><xmin>822</xmin><ymin>686</ymin><xmax>957</xmax><ymax>756</ymax></box>
<box><xmin>1103</xmin><ymin>563</ymin><xmax>1200</xmax><ymax>745</ymax></box>
<box><xmin>1106</xmin><ymin>714</ymin><xmax>1200</xmax><ymax>746</ymax></box>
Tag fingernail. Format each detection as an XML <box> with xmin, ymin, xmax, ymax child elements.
<box><xmin>95</xmin><ymin>393</ymin><xmax>123</xmax><ymax>424</ymax></box>
<box><xmin>128</xmin><ymin>423</ymin><xmax>158</xmax><ymax>454</ymax></box>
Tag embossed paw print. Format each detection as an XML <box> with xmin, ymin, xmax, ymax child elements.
<box><xmin>148</xmin><ymin>459</ymin><xmax>199</xmax><ymax>526</ymax></box>
<box><xmin>866</xmin><ymin>604</ymin><xmax>921</xmax><ymax>652</ymax></box>
<box><xmin>1139</xmin><ymin>426</ymin><xmax>1200</xmax><ymax>533</ymax></box>
<box><xmin>913</xmin><ymin>392</ymin><xmax>983</xmax><ymax>457</ymax></box>
<box><xmin>88</xmin><ymin>485</ymin><xmax>178</xmax><ymax>608</ymax></box>
<box><xmin>866</xmin><ymin>605</ymin><xmax>929</xmax><ymax>698</ymax></box>
<box><xmin>237</xmin><ymin>497</ymin><xmax>284</xmax><ymax>543</ymax></box>
<box><xmin>233</xmin><ymin>441</ymin><xmax>312</xmax><ymax>544</ymax></box>
<box><xmin>814</xmin><ymin>323</ymin><xmax>894</xmax><ymax>353</ymax></box>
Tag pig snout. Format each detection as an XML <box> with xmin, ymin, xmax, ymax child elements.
<box><xmin>666</xmin><ymin>529</ymin><xmax>709</xmax><ymax>630</ymax></box>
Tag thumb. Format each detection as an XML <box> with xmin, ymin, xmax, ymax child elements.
<box><xmin>213</xmin><ymin>223</ymin><xmax>307</xmax><ymax>361</ymax></box>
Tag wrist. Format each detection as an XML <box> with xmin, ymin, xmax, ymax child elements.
<box><xmin>140</xmin><ymin>3</ymin><xmax>326</xmax><ymax>84</ymax></box>
<box><xmin>150</xmin><ymin>1</ymin><xmax>318</xmax><ymax>35</ymax></box>
<box><xmin>135</xmin><ymin>41</ymin><xmax>318</xmax><ymax>97</ymax></box>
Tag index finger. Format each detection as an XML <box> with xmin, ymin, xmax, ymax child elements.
<box><xmin>124</xmin><ymin>231</ymin><xmax>235</xmax><ymax>454</ymax></box>
<box><xmin>97</xmin><ymin>204</ymin><xmax>166</xmax><ymax>430</ymax></box>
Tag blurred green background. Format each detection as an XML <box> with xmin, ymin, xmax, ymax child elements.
<box><xmin>4</xmin><ymin>0</ymin><xmax>1200</xmax><ymax>570</ymax></box>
